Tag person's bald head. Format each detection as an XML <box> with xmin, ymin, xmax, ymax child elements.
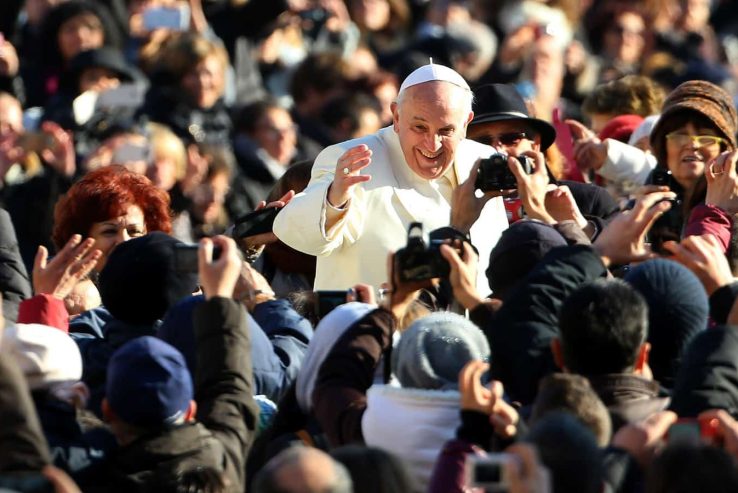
<box><xmin>254</xmin><ymin>447</ymin><xmax>353</xmax><ymax>493</ymax></box>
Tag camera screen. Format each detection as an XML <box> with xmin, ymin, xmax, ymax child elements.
<box><xmin>474</xmin><ymin>462</ymin><xmax>502</xmax><ymax>483</ymax></box>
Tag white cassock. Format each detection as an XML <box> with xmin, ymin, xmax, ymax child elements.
<box><xmin>273</xmin><ymin>126</ymin><xmax>509</xmax><ymax>294</ymax></box>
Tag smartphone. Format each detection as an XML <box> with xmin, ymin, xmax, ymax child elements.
<box><xmin>143</xmin><ymin>5</ymin><xmax>190</xmax><ymax>31</ymax></box>
<box><xmin>466</xmin><ymin>454</ymin><xmax>514</xmax><ymax>492</ymax></box>
<box><xmin>173</xmin><ymin>244</ymin><xmax>222</xmax><ymax>272</ymax></box>
<box><xmin>17</xmin><ymin>131</ymin><xmax>54</xmax><ymax>153</ymax></box>
<box><xmin>112</xmin><ymin>142</ymin><xmax>150</xmax><ymax>164</ymax></box>
<box><xmin>232</xmin><ymin>207</ymin><xmax>280</xmax><ymax>239</ymax></box>
<box><xmin>315</xmin><ymin>290</ymin><xmax>348</xmax><ymax>319</ymax></box>
<box><xmin>96</xmin><ymin>83</ymin><xmax>146</xmax><ymax>111</ymax></box>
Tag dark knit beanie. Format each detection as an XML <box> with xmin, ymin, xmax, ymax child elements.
<box><xmin>650</xmin><ymin>80</ymin><xmax>737</xmax><ymax>166</ymax></box>
<box><xmin>99</xmin><ymin>232</ymin><xmax>198</xmax><ymax>325</ymax></box>
<box><xmin>486</xmin><ymin>220</ymin><xmax>567</xmax><ymax>297</ymax></box>
<box><xmin>625</xmin><ymin>259</ymin><xmax>708</xmax><ymax>389</ymax></box>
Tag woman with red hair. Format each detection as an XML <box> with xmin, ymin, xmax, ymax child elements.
<box><xmin>52</xmin><ymin>165</ymin><xmax>171</xmax><ymax>271</ymax></box>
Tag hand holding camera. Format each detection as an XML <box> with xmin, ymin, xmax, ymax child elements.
<box><xmin>198</xmin><ymin>236</ymin><xmax>242</xmax><ymax>300</ymax></box>
<box><xmin>439</xmin><ymin>241</ymin><xmax>483</xmax><ymax>310</ymax></box>
<box><xmin>508</xmin><ymin>150</ymin><xmax>556</xmax><ymax>224</ymax></box>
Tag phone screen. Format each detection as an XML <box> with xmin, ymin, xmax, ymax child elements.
<box><xmin>315</xmin><ymin>290</ymin><xmax>347</xmax><ymax>319</ymax></box>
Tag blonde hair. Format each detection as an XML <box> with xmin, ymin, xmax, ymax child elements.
<box><xmin>148</xmin><ymin>122</ymin><xmax>187</xmax><ymax>181</ymax></box>
<box><xmin>152</xmin><ymin>32</ymin><xmax>229</xmax><ymax>84</ymax></box>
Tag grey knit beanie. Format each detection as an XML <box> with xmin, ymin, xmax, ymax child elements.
<box><xmin>393</xmin><ymin>312</ymin><xmax>491</xmax><ymax>390</ymax></box>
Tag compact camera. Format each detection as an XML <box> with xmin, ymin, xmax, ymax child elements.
<box><xmin>475</xmin><ymin>153</ymin><xmax>532</xmax><ymax>191</ymax></box>
<box><xmin>466</xmin><ymin>454</ymin><xmax>514</xmax><ymax>492</ymax></box>
<box><xmin>394</xmin><ymin>223</ymin><xmax>462</xmax><ymax>282</ymax></box>
<box><xmin>649</xmin><ymin>167</ymin><xmax>678</xmax><ymax>190</ymax></box>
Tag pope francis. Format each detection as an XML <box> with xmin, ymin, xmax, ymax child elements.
<box><xmin>273</xmin><ymin>63</ymin><xmax>509</xmax><ymax>291</ymax></box>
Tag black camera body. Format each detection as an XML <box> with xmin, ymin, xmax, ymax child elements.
<box><xmin>650</xmin><ymin>167</ymin><xmax>678</xmax><ymax>189</ymax></box>
<box><xmin>475</xmin><ymin>153</ymin><xmax>532</xmax><ymax>191</ymax></box>
<box><xmin>395</xmin><ymin>223</ymin><xmax>450</xmax><ymax>282</ymax></box>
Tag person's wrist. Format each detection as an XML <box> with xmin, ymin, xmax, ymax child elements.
<box><xmin>327</xmin><ymin>183</ymin><xmax>349</xmax><ymax>209</ymax></box>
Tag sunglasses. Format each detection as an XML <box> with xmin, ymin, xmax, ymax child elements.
<box><xmin>665</xmin><ymin>133</ymin><xmax>725</xmax><ymax>148</ymax></box>
<box><xmin>473</xmin><ymin>131</ymin><xmax>530</xmax><ymax>147</ymax></box>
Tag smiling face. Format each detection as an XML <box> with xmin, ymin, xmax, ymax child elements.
<box><xmin>665</xmin><ymin>121</ymin><xmax>724</xmax><ymax>190</ymax></box>
<box><xmin>181</xmin><ymin>54</ymin><xmax>225</xmax><ymax>109</ymax></box>
<box><xmin>88</xmin><ymin>204</ymin><xmax>146</xmax><ymax>271</ymax></box>
<box><xmin>391</xmin><ymin>81</ymin><xmax>473</xmax><ymax>180</ymax></box>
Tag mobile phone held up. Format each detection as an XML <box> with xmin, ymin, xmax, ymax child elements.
<box><xmin>143</xmin><ymin>5</ymin><xmax>190</xmax><ymax>31</ymax></box>
<box><xmin>232</xmin><ymin>207</ymin><xmax>280</xmax><ymax>239</ymax></box>
<box><xmin>173</xmin><ymin>244</ymin><xmax>222</xmax><ymax>273</ymax></box>
<box><xmin>466</xmin><ymin>454</ymin><xmax>514</xmax><ymax>492</ymax></box>
<box><xmin>314</xmin><ymin>290</ymin><xmax>348</xmax><ymax>319</ymax></box>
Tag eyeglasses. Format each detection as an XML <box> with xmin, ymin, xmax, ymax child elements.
<box><xmin>473</xmin><ymin>132</ymin><xmax>530</xmax><ymax>147</ymax></box>
<box><xmin>665</xmin><ymin>133</ymin><xmax>725</xmax><ymax>148</ymax></box>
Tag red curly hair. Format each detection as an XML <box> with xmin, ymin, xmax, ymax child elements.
<box><xmin>52</xmin><ymin>166</ymin><xmax>172</xmax><ymax>250</ymax></box>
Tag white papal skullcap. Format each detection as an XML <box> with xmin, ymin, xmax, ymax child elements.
<box><xmin>398</xmin><ymin>60</ymin><xmax>470</xmax><ymax>94</ymax></box>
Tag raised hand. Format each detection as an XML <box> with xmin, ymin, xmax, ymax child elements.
<box><xmin>198</xmin><ymin>235</ymin><xmax>242</xmax><ymax>300</ymax></box>
<box><xmin>705</xmin><ymin>149</ymin><xmax>738</xmax><ymax>214</ymax></box>
<box><xmin>544</xmin><ymin>185</ymin><xmax>588</xmax><ymax>229</ymax></box>
<box><xmin>451</xmin><ymin>158</ymin><xmax>508</xmax><ymax>234</ymax></box>
<box><xmin>458</xmin><ymin>360</ymin><xmax>519</xmax><ymax>439</ymax></box>
<box><xmin>440</xmin><ymin>241</ymin><xmax>483</xmax><ymax>310</ymax></box>
<box><xmin>327</xmin><ymin>144</ymin><xmax>372</xmax><ymax>207</ymax></box>
<box><xmin>662</xmin><ymin>234</ymin><xmax>733</xmax><ymax>295</ymax></box>
<box><xmin>509</xmin><ymin>150</ymin><xmax>555</xmax><ymax>224</ymax></box>
<box><xmin>33</xmin><ymin>235</ymin><xmax>101</xmax><ymax>300</ymax></box>
<box><xmin>593</xmin><ymin>191</ymin><xmax>676</xmax><ymax>266</ymax></box>
<box><xmin>566</xmin><ymin>119</ymin><xmax>607</xmax><ymax>172</ymax></box>
<box><xmin>611</xmin><ymin>410</ymin><xmax>677</xmax><ymax>467</ymax></box>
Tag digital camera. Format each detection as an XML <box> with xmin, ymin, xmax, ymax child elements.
<box><xmin>394</xmin><ymin>223</ymin><xmax>452</xmax><ymax>282</ymax></box>
<box><xmin>475</xmin><ymin>153</ymin><xmax>532</xmax><ymax>191</ymax></box>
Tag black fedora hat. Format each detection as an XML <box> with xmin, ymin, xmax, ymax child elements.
<box><xmin>470</xmin><ymin>83</ymin><xmax>557</xmax><ymax>150</ymax></box>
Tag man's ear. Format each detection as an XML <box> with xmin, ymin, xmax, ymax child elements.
<box><xmin>551</xmin><ymin>338</ymin><xmax>566</xmax><ymax>371</ymax></box>
<box><xmin>532</xmin><ymin>134</ymin><xmax>542</xmax><ymax>152</ymax></box>
<box><xmin>185</xmin><ymin>400</ymin><xmax>197</xmax><ymax>422</ymax></box>
<box><xmin>391</xmin><ymin>101</ymin><xmax>399</xmax><ymax>133</ymax></box>
<box><xmin>634</xmin><ymin>342</ymin><xmax>651</xmax><ymax>374</ymax></box>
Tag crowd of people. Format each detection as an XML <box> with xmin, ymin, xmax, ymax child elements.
<box><xmin>1</xmin><ymin>0</ymin><xmax>738</xmax><ymax>492</ymax></box>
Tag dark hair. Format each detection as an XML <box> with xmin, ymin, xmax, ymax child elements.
<box><xmin>646</xmin><ymin>445</ymin><xmax>738</xmax><ymax>493</ymax></box>
<box><xmin>52</xmin><ymin>166</ymin><xmax>172</xmax><ymax>250</ymax></box>
<box><xmin>233</xmin><ymin>99</ymin><xmax>284</xmax><ymax>134</ymax></box>
<box><xmin>330</xmin><ymin>446</ymin><xmax>415</xmax><ymax>493</ymax></box>
<box><xmin>525</xmin><ymin>412</ymin><xmax>604</xmax><ymax>493</ymax></box>
<box><xmin>320</xmin><ymin>94</ymin><xmax>382</xmax><ymax>138</ymax></box>
<box><xmin>289</xmin><ymin>53</ymin><xmax>349</xmax><ymax>105</ymax></box>
<box><xmin>41</xmin><ymin>1</ymin><xmax>121</xmax><ymax>68</ymax></box>
<box><xmin>530</xmin><ymin>374</ymin><xmax>612</xmax><ymax>446</ymax></box>
<box><xmin>558</xmin><ymin>279</ymin><xmax>648</xmax><ymax>375</ymax></box>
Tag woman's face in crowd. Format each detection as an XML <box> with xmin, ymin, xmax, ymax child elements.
<box><xmin>58</xmin><ymin>13</ymin><xmax>105</xmax><ymax>61</ymax></box>
<box><xmin>181</xmin><ymin>55</ymin><xmax>225</xmax><ymax>109</ymax></box>
<box><xmin>665</xmin><ymin>121</ymin><xmax>724</xmax><ymax>190</ymax></box>
<box><xmin>192</xmin><ymin>172</ymin><xmax>229</xmax><ymax>225</ymax></box>
<box><xmin>351</xmin><ymin>0</ymin><xmax>391</xmax><ymax>31</ymax></box>
<box><xmin>88</xmin><ymin>203</ymin><xmax>147</xmax><ymax>271</ymax></box>
<box><xmin>602</xmin><ymin>11</ymin><xmax>645</xmax><ymax>65</ymax></box>
<box><xmin>253</xmin><ymin>107</ymin><xmax>297</xmax><ymax>165</ymax></box>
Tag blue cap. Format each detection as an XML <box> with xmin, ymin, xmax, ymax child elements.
<box><xmin>106</xmin><ymin>336</ymin><xmax>193</xmax><ymax>427</ymax></box>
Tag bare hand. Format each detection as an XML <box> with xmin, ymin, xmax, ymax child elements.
<box><xmin>40</xmin><ymin>121</ymin><xmax>75</xmax><ymax>177</ymax></box>
<box><xmin>440</xmin><ymin>242</ymin><xmax>483</xmax><ymax>309</ymax></box>
<box><xmin>242</xmin><ymin>190</ymin><xmax>296</xmax><ymax>249</ymax></box>
<box><xmin>43</xmin><ymin>465</ymin><xmax>83</xmax><ymax>493</ymax></box>
<box><xmin>233</xmin><ymin>259</ymin><xmax>276</xmax><ymax>310</ymax></box>
<box><xmin>509</xmin><ymin>151</ymin><xmax>555</xmax><ymax>224</ymax></box>
<box><xmin>347</xmin><ymin>283</ymin><xmax>376</xmax><ymax>305</ymax></box>
<box><xmin>593</xmin><ymin>191</ymin><xmax>676</xmax><ymax>266</ymax></box>
<box><xmin>698</xmin><ymin>409</ymin><xmax>738</xmax><ymax>458</ymax></box>
<box><xmin>705</xmin><ymin>150</ymin><xmax>738</xmax><ymax>214</ymax></box>
<box><xmin>198</xmin><ymin>236</ymin><xmax>242</xmax><ymax>300</ymax></box>
<box><xmin>505</xmin><ymin>443</ymin><xmax>553</xmax><ymax>493</ymax></box>
<box><xmin>0</xmin><ymin>36</ymin><xmax>19</xmax><ymax>77</ymax></box>
<box><xmin>662</xmin><ymin>234</ymin><xmax>733</xmax><ymax>295</ymax></box>
<box><xmin>451</xmin><ymin>158</ymin><xmax>508</xmax><ymax>234</ymax></box>
<box><xmin>545</xmin><ymin>185</ymin><xmax>587</xmax><ymax>228</ymax></box>
<box><xmin>459</xmin><ymin>361</ymin><xmax>519</xmax><ymax>439</ymax></box>
<box><xmin>33</xmin><ymin>235</ymin><xmax>101</xmax><ymax>300</ymax></box>
<box><xmin>566</xmin><ymin>119</ymin><xmax>607</xmax><ymax>171</ymax></box>
<box><xmin>328</xmin><ymin>144</ymin><xmax>372</xmax><ymax>207</ymax></box>
<box><xmin>611</xmin><ymin>410</ymin><xmax>677</xmax><ymax>467</ymax></box>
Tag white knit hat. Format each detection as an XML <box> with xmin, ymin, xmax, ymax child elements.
<box><xmin>1</xmin><ymin>323</ymin><xmax>82</xmax><ymax>390</ymax></box>
<box><xmin>398</xmin><ymin>61</ymin><xmax>470</xmax><ymax>94</ymax></box>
